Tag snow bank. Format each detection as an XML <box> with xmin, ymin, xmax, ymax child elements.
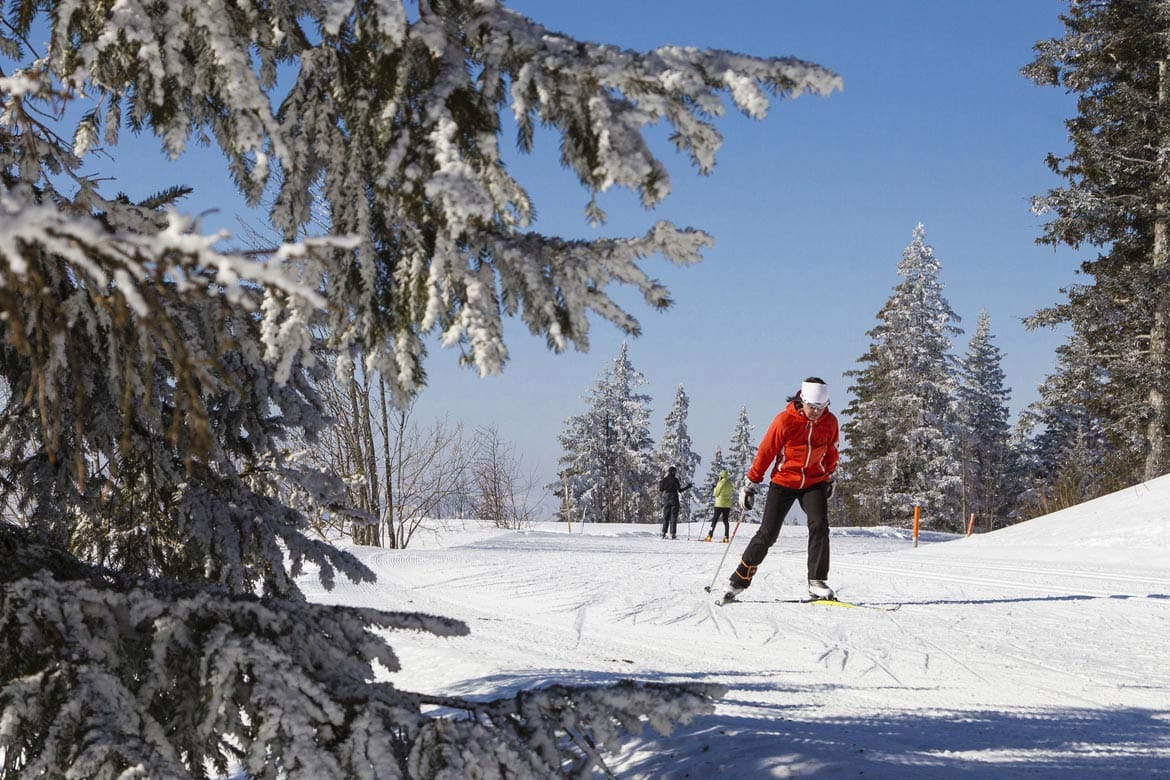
<box><xmin>973</xmin><ymin>474</ymin><xmax>1170</xmax><ymax>551</ymax></box>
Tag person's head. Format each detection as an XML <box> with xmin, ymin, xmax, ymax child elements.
<box><xmin>796</xmin><ymin>377</ymin><xmax>830</xmax><ymax>420</ymax></box>
<box><xmin>720</xmin><ymin>469</ymin><xmax>728</xmax><ymax>478</ymax></box>
<box><xmin>668</xmin><ymin>466</ymin><xmax>677</xmax><ymax>475</ymax></box>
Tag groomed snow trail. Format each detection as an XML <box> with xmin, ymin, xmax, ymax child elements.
<box><xmin>303</xmin><ymin>480</ymin><xmax>1170</xmax><ymax>778</ymax></box>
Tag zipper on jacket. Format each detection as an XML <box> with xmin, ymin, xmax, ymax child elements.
<box><xmin>799</xmin><ymin>419</ymin><xmax>815</xmax><ymax>489</ymax></box>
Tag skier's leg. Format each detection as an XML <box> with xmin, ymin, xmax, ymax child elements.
<box><xmin>729</xmin><ymin>485</ymin><xmax>796</xmax><ymax>591</ymax></box>
<box><xmin>800</xmin><ymin>484</ymin><xmax>831</xmax><ymax>581</ymax></box>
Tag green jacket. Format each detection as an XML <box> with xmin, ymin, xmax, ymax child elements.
<box><xmin>713</xmin><ymin>471</ymin><xmax>734</xmax><ymax>508</ymax></box>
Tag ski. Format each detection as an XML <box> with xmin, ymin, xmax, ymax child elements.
<box><xmin>804</xmin><ymin>598</ymin><xmax>900</xmax><ymax>612</ymax></box>
<box><xmin>716</xmin><ymin>596</ymin><xmax>900</xmax><ymax>612</ymax></box>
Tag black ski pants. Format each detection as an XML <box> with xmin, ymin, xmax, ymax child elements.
<box><xmin>661</xmin><ymin>497</ymin><xmax>680</xmax><ymax>537</ymax></box>
<box><xmin>730</xmin><ymin>481</ymin><xmax>830</xmax><ymax>591</ymax></box>
<box><xmin>708</xmin><ymin>506</ymin><xmax>730</xmax><ymax>538</ymax></box>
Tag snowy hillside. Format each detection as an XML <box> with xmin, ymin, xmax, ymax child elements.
<box><xmin>302</xmin><ymin>476</ymin><xmax>1170</xmax><ymax>778</ymax></box>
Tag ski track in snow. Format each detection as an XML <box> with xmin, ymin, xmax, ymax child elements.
<box><xmin>301</xmin><ymin>484</ymin><xmax>1170</xmax><ymax>779</ymax></box>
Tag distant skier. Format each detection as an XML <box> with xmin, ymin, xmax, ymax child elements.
<box><xmin>705</xmin><ymin>470</ymin><xmax>734</xmax><ymax>542</ymax></box>
<box><xmin>722</xmin><ymin>377</ymin><xmax>839</xmax><ymax>602</ymax></box>
<box><xmin>659</xmin><ymin>466</ymin><xmax>693</xmax><ymax>539</ymax></box>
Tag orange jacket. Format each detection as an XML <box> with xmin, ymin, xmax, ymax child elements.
<box><xmin>747</xmin><ymin>402</ymin><xmax>839</xmax><ymax>490</ymax></box>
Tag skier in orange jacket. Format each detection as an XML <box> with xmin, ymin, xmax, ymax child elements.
<box><xmin>722</xmin><ymin>377</ymin><xmax>839</xmax><ymax>602</ymax></box>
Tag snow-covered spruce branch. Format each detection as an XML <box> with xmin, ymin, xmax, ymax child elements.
<box><xmin>44</xmin><ymin>0</ymin><xmax>296</xmax><ymax>196</ymax></box>
<box><xmin>0</xmin><ymin>189</ymin><xmax>328</xmax><ymax>312</ymax></box>
<box><xmin>1</xmin><ymin>524</ymin><xmax>722</xmax><ymax>778</ymax></box>
<box><xmin>0</xmin><ymin>523</ymin><xmax>454</xmax><ymax>777</ymax></box>
<box><xmin>25</xmin><ymin>0</ymin><xmax>840</xmax><ymax>399</ymax></box>
<box><xmin>495</xmin><ymin>10</ymin><xmax>843</xmax><ymax>186</ymax></box>
<box><xmin>0</xmin><ymin>188</ymin><xmax>341</xmax><ymax>455</ymax></box>
<box><xmin>407</xmin><ymin>680</ymin><xmax>724</xmax><ymax>778</ymax></box>
<box><xmin>0</xmin><ymin>186</ymin><xmax>375</xmax><ymax>597</ymax></box>
<box><xmin>430</xmin><ymin>221</ymin><xmax>714</xmax><ymax>367</ymax></box>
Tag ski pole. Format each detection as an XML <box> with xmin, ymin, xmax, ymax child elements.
<box><xmin>703</xmin><ymin>505</ymin><xmax>745</xmax><ymax>593</ymax></box>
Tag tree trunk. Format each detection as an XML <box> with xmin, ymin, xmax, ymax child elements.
<box><xmin>1146</xmin><ymin>59</ymin><xmax>1170</xmax><ymax>481</ymax></box>
<box><xmin>348</xmin><ymin>376</ymin><xmax>379</xmax><ymax>546</ymax></box>
<box><xmin>379</xmin><ymin>378</ymin><xmax>395</xmax><ymax>548</ymax></box>
<box><xmin>362</xmin><ymin>381</ymin><xmax>381</xmax><ymax>545</ymax></box>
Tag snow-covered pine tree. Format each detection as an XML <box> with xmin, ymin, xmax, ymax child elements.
<box><xmin>554</xmin><ymin>409</ymin><xmax>608</xmax><ymax>522</ymax></box>
<box><xmin>555</xmin><ymin>343</ymin><xmax>656</xmax><ymax>523</ymax></box>
<box><xmin>725</xmin><ymin>406</ymin><xmax>758</xmax><ymax>518</ymax></box>
<box><xmin>653</xmin><ymin>384</ymin><xmax>703</xmax><ymax>523</ymax></box>
<box><xmin>956</xmin><ymin>310</ymin><xmax>1016</xmax><ymax>531</ymax></box>
<box><xmin>1024</xmin><ymin>1</ymin><xmax>1170</xmax><ymax>482</ymax></box>
<box><xmin>1</xmin><ymin>0</ymin><xmax>840</xmax><ymax>774</ymax></box>
<box><xmin>841</xmin><ymin>224</ymin><xmax>964</xmax><ymax>530</ymax></box>
<box><xmin>726</xmin><ymin>406</ymin><xmax>755</xmax><ymax>481</ymax></box>
<box><xmin>1015</xmin><ymin>331</ymin><xmax>1135</xmax><ymax>516</ymax></box>
<box><xmin>607</xmin><ymin>343</ymin><xmax>659</xmax><ymax>523</ymax></box>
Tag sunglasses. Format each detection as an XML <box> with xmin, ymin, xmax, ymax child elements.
<box><xmin>804</xmin><ymin>401</ymin><xmax>829</xmax><ymax>411</ymax></box>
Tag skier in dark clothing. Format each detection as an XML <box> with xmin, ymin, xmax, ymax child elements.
<box><xmin>659</xmin><ymin>466</ymin><xmax>693</xmax><ymax>539</ymax></box>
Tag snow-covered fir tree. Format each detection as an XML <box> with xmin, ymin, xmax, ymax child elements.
<box><xmin>725</xmin><ymin>406</ymin><xmax>758</xmax><ymax>519</ymax></box>
<box><xmin>1024</xmin><ymin>0</ymin><xmax>1170</xmax><ymax>483</ymax></box>
<box><xmin>0</xmin><ymin>0</ymin><xmax>841</xmax><ymax>774</ymax></box>
<box><xmin>1015</xmin><ymin>331</ymin><xmax>1134</xmax><ymax>516</ymax></box>
<box><xmin>603</xmin><ymin>343</ymin><xmax>659</xmax><ymax>523</ymax></box>
<box><xmin>554</xmin><ymin>410</ymin><xmax>609</xmax><ymax>521</ymax></box>
<box><xmin>956</xmin><ymin>310</ymin><xmax>1016</xmax><ymax>531</ymax></box>
<box><xmin>726</xmin><ymin>406</ymin><xmax>756</xmax><ymax>481</ymax></box>
<box><xmin>653</xmin><ymin>384</ymin><xmax>703</xmax><ymax>522</ymax></box>
<box><xmin>841</xmin><ymin>224</ymin><xmax>964</xmax><ymax>530</ymax></box>
<box><xmin>555</xmin><ymin>343</ymin><xmax>657</xmax><ymax>523</ymax></box>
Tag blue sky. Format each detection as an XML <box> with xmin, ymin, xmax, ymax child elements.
<box><xmin>103</xmin><ymin>1</ymin><xmax>1081</xmax><ymax>506</ymax></box>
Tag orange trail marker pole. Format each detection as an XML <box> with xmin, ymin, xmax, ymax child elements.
<box><xmin>912</xmin><ymin>505</ymin><xmax>920</xmax><ymax>548</ymax></box>
<box><xmin>966</xmin><ymin>512</ymin><xmax>976</xmax><ymax>536</ymax></box>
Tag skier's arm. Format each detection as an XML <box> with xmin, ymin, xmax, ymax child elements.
<box><xmin>824</xmin><ymin>418</ymin><xmax>840</xmax><ymax>475</ymax></box>
<box><xmin>747</xmin><ymin>413</ymin><xmax>784</xmax><ymax>483</ymax></box>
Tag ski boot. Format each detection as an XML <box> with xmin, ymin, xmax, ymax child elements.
<box><xmin>715</xmin><ymin>585</ymin><xmax>744</xmax><ymax>606</ymax></box>
<box><xmin>808</xmin><ymin>579</ymin><xmax>836</xmax><ymax>600</ymax></box>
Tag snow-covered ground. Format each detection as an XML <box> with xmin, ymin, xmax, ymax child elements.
<box><xmin>301</xmin><ymin>476</ymin><xmax>1170</xmax><ymax>778</ymax></box>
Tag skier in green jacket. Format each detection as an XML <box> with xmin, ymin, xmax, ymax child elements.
<box><xmin>705</xmin><ymin>470</ymin><xmax>734</xmax><ymax>542</ymax></box>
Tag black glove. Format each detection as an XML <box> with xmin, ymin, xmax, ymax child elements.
<box><xmin>824</xmin><ymin>479</ymin><xmax>835</xmax><ymax>500</ymax></box>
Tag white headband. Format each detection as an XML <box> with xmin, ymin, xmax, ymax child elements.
<box><xmin>800</xmin><ymin>381</ymin><xmax>830</xmax><ymax>405</ymax></box>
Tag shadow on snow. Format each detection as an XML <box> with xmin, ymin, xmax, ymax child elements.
<box><xmin>436</xmin><ymin>669</ymin><xmax>1169</xmax><ymax>779</ymax></box>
